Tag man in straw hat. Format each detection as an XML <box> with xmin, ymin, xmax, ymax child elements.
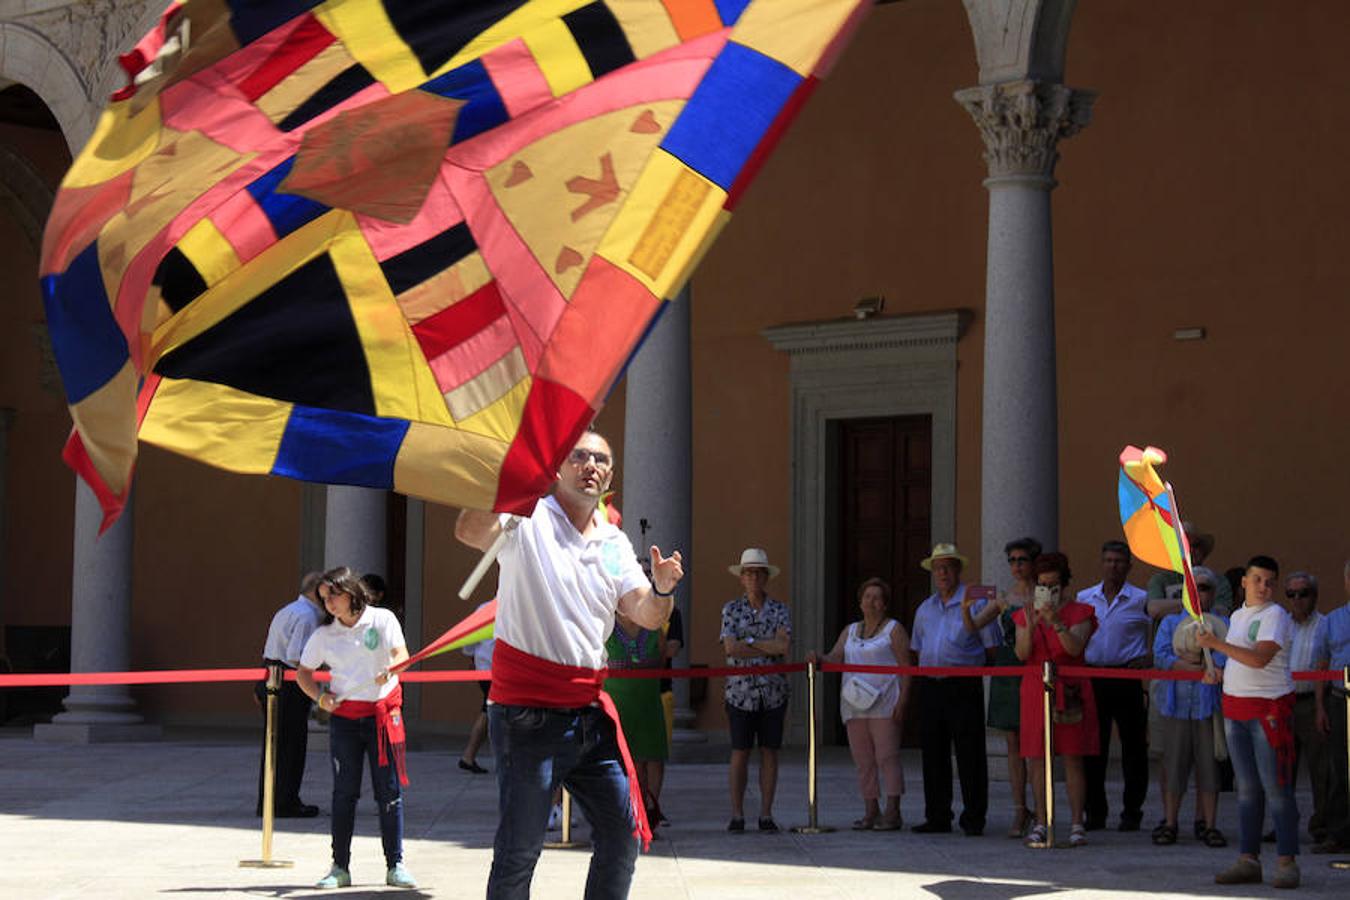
<box><xmin>909</xmin><ymin>542</ymin><xmax>999</xmax><ymax>836</ymax></box>
<box><xmin>720</xmin><ymin>548</ymin><xmax>791</xmax><ymax>833</ymax></box>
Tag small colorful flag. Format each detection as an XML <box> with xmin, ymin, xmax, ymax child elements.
<box><xmin>1118</xmin><ymin>445</ymin><xmax>1202</xmax><ymax>621</ymax></box>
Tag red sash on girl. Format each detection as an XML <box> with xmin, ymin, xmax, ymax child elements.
<box><xmin>1222</xmin><ymin>692</ymin><xmax>1296</xmax><ymax>786</ymax></box>
<box><xmin>332</xmin><ymin>682</ymin><xmax>409</xmax><ymax>786</ymax></box>
<box><xmin>490</xmin><ymin>639</ymin><xmax>652</xmax><ymax>850</ymax></box>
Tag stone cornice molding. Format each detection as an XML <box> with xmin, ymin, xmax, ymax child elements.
<box><xmin>762</xmin><ymin>311</ymin><xmax>965</xmax><ymax>357</ymax></box>
<box><xmin>954</xmin><ymin>80</ymin><xmax>1094</xmax><ymax>184</ymax></box>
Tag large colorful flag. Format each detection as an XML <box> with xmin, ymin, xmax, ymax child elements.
<box><xmin>39</xmin><ymin>0</ymin><xmax>871</xmax><ymax>529</ymax></box>
<box><xmin>1117</xmin><ymin>445</ymin><xmax>1202</xmax><ymax>620</ymax></box>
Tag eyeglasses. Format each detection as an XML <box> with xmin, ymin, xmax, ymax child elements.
<box><xmin>568</xmin><ymin>447</ymin><xmax>612</xmax><ymax>468</ymax></box>
<box><xmin>1007</xmin><ymin>555</ymin><xmax>1032</xmax><ymax>565</ymax></box>
<box><xmin>1285</xmin><ymin>589</ymin><xmax>1314</xmax><ymax>600</ymax></box>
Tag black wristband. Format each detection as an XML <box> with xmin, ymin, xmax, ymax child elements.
<box><xmin>652</xmin><ymin>583</ymin><xmax>675</xmax><ymax>598</ymax></box>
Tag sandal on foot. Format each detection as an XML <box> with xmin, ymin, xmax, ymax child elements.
<box><xmin>1024</xmin><ymin>824</ymin><xmax>1049</xmax><ymax>848</ymax></box>
<box><xmin>1152</xmin><ymin>824</ymin><xmax>1178</xmax><ymax>845</ymax></box>
<box><xmin>758</xmin><ymin>817</ymin><xmax>780</xmax><ymax>833</ymax></box>
<box><xmin>852</xmin><ymin>816</ymin><xmax>877</xmax><ymax>831</ymax></box>
<box><xmin>1203</xmin><ymin>827</ymin><xmax>1228</xmax><ymax>848</ymax></box>
<box><xmin>1069</xmin><ymin>824</ymin><xmax>1087</xmax><ymax>847</ymax></box>
<box><xmin>873</xmin><ymin>814</ymin><xmax>903</xmax><ymax>832</ymax></box>
<box><xmin>727</xmin><ymin>817</ymin><xmax>745</xmax><ymax>832</ymax></box>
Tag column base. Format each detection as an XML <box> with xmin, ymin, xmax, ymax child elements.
<box><xmin>33</xmin><ymin>721</ymin><xmax>163</xmax><ymax>743</ymax></box>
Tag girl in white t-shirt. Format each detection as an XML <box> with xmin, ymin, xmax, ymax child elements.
<box><xmin>297</xmin><ymin>567</ymin><xmax>415</xmax><ymax>890</ymax></box>
<box><xmin>1196</xmin><ymin>556</ymin><xmax>1300</xmax><ymax>889</ymax></box>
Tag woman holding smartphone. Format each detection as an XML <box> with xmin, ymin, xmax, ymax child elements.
<box><xmin>297</xmin><ymin>567</ymin><xmax>416</xmax><ymax>890</ymax></box>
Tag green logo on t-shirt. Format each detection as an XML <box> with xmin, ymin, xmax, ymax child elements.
<box><xmin>601</xmin><ymin>541</ymin><xmax>623</xmax><ymax>577</ymax></box>
<box><xmin>1248</xmin><ymin>620</ymin><xmax>1261</xmax><ymax>643</ymax></box>
<box><xmin>364</xmin><ymin>628</ymin><xmax>381</xmax><ymax>651</ymax></box>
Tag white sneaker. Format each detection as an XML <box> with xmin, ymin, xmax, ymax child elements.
<box><xmin>546</xmin><ymin>803</ymin><xmax>563</xmax><ymax>831</ymax></box>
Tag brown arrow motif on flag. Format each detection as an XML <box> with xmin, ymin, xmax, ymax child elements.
<box><xmin>566</xmin><ymin>152</ymin><xmax>619</xmax><ymax>222</ymax></box>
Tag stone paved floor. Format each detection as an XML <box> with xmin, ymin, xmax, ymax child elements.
<box><xmin>1</xmin><ymin>727</ymin><xmax>1347</xmax><ymax>898</ymax></box>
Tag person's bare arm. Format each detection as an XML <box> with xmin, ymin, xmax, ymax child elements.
<box><xmin>891</xmin><ymin>623</ymin><xmax>913</xmax><ymax>722</ymax></box>
<box><xmin>726</xmin><ymin>626</ymin><xmax>790</xmax><ymax>659</ymax></box>
<box><xmin>1014</xmin><ymin>608</ymin><xmax>1034</xmax><ymax>661</ymax></box>
<box><xmin>455</xmin><ymin>509</ymin><xmax>500</xmax><ymax>551</ymax></box>
<box><xmin>808</xmin><ymin>628</ymin><xmax>848</xmax><ymax>666</ymax></box>
<box><xmin>970</xmin><ymin>597</ymin><xmax>1002</xmax><ymax>630</ymax></box>
<box><xmin>616</xmin><ymin>546</ymin><xmax>683</xmax><ymax>630</ymax></box>
<box><xmin>1147</xmin><ymin>596</ymin><xmax>1181</xmax><ymax>620</ymax></box>
<box><xmin>298</xmin><ymin>664</ymin><xmax>340</xmax><ymax>713</ymax></box>
<box><xmin>1195</xmin><ymin>630</ymin><xmax>1281</xmax><ymax>670</ymax></box>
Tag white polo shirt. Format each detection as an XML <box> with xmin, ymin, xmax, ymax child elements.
<box><xmin>497</xmin><ymin>495</ymin><xmax>648</xmax><ymax>670</ymax></box>
<box><xmin>300</xmin><ymin>605</ymin><xmax>405</xmax><ymax>702</ymax></box>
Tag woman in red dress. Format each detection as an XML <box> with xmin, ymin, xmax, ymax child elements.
<box><xmin>1014</xmin><ymin>552</ymin><xmax>1099</xmax><ymax>848</ymax></box>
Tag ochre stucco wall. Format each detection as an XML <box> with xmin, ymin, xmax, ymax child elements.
<box><xmin>2</xmin><ymin>1</ymin><xmax>1348</xmax><ymax>732</ymax></box>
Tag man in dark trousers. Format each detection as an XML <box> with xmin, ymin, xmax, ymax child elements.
<box><xmin>909</xmin><ymin>543</ymin><xmax>999</xmax><ymax>836</ymax></box>
<box><xmin>1079</xmin><ymin>540</ymin><xmax>1152</xmax><ymax>831</ymax></box>
<box><xmin>256</xmin><ymin>571</ymin><xmax>324</xmax><ymax>817</ymax></box>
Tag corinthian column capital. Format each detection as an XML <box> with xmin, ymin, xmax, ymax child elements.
<box><xmin>954</xmin><ymin>80</ymin><xmax>1095</xmax><ymax>184</ymax></box>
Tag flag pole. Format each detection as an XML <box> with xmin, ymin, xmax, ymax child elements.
<box><xmin>459</xmin><ymin>514</ymin><xmax>517</xmax><ymax>600</ymax></box>
<box><xmin>1162</xmin><ymin>482</ymin><xmax>1214</xmax><ymax>674</ymax></box>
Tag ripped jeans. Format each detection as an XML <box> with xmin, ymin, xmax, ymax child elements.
<box><xmin>329</xmin><ymin>713</ymin><xmax>403</xmax><ymax>869</ymax></box>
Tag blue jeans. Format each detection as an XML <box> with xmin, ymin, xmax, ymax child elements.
<box><xmin>329</xmin><ymin>714</ymin><xmax>403</xmax><ymax>869</ymax></box>
<box><xmin>1225</xmin><ymin>716</ymin><xmax>1299</xmax><ymax>857</ymax></box>
<box><xmin>487</xmin><ymin>704</ymin><xmax>638</xmax><ymax>900</ymax></box>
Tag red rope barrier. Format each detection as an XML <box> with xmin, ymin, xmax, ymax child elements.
<box><xmin>0</xmin><ymin>661</ymin><xmax>1341</xmax><ymax>688</ymax></box>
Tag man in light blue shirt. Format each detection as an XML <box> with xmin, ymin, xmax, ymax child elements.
<box><xmin>1079</xmin><ymin>540</ymin><xmax>1152</xmax><ymax>831</ymax></box>
<box><xmin>909</xmin><ymin>543</ymin><xmax>999</xmax><ymax>836</ymax></box>
<box><xmin>1311</xmin><ymin>561</ymin><xmax>1350</xmax><ymax>853</ymax></box>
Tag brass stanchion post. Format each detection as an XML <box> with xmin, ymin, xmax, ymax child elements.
<box><xmin>544</xmin><ymin>789</ymin><xmax>588</xmax><ymax>850</ymax></box>
<box><xmin>792</xmin><ymin>659</ymin><xmax>834</xmax><ymax>833</ymax></box>
<box><xmin>240</xmin><ymin>663</ymin><xmax>294</xmax><ymax>868</ymax></box>
<box><xmin>1038</xmin><ymin>660</ymin><xmax>1055</xmax><ymax>849</ymax></box>
<box><xmin>1332</xmin><ymin>665</ymin><xmax>1350</xmax><ymax>872</ymax></box>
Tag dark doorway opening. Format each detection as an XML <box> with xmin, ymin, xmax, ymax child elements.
<box><xmin>825</xmin><ymin>415</ymin><xmax>932</xmax><ymax>744</ymax></box>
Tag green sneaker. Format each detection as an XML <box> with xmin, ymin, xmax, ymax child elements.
<box><xmin>314</xmin><ymin>865</ymin><xmax>351</xmax><ymax>889</ymax></box>
<box><xmin>386</xmin><ymin>862</ymin><xmax>417</xmax><ymax>889</ymax></box>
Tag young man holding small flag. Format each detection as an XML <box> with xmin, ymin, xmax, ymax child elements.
<box><xmin>1197</xmin><ymin>556</ymin><xmax>1301</xmax><ymax>888</ymax></box>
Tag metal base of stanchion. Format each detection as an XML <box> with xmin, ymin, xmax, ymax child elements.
<box><xmin>789</xmin><ymin>825</ymin><xmax>835</xmax><ymax>834</ymax></box>
<box><xmin>238</xmin><ymin>859</ymin><xmax>294</xmax><ymax>868</ymax></box>
<box><xmin>543</xmin><ymin>839</ymin><xmax>590</xmax><ymax>850</ymax></box>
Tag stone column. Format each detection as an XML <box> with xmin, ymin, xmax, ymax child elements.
<box><xmin>324</xmin><ymin>486</ymin><xmax>387</xmax><ymax>577</ymax></box>
<box><xmin>955</xmin><ymin>80</ymin><xmax>1093</xmax><ymax>585</ymax></box>
<box><xmin>621</xmin><ymin>292</ymin><xmax>701</xmax><ymax>742</ymax></box>
<box><xmin>35</xmin><ymin>481</ymin><xmax>159</xmax><ymax>742</ymax></box>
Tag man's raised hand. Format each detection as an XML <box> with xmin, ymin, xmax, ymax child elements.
<box><xmin>650</xmin><ymin>546</ymin><xmax>684</xmax><ymax>595</ymax></box>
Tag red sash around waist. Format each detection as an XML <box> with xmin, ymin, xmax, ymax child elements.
<box><xmin>490</xmin><ymin>639</ymin><xmax>652</xmax><ymax>850</ymax></box>
<box><xmin>1223</xmin><ymin>692</ymin><xmax>1296</xmax><ymax>787</ymax></box>
<box><xmin>332</xmin><ymin>683</ymin><xmax>409</xmax><ymax>787</ymax></box>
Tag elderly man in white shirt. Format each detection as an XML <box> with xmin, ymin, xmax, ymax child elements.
<box><xmin>1079</xmin><ymin>540</ymin><xmax>1152</xmax><ymax>832</ymax></box>
<box><xmin>257</xmin><ymin>571</ymin><xmax>325</xmax><ymax>818</ymax></box>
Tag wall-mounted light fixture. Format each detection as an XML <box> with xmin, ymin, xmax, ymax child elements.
<box><xmin>853</xmin><ymin>295</ymin><xmax>886</xmax><ymax>320</ymax></box>
<box><xmin>1173</xmin><ymin>327</ymin><xmax>1206</xmax><ymax>341</ymax></box>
